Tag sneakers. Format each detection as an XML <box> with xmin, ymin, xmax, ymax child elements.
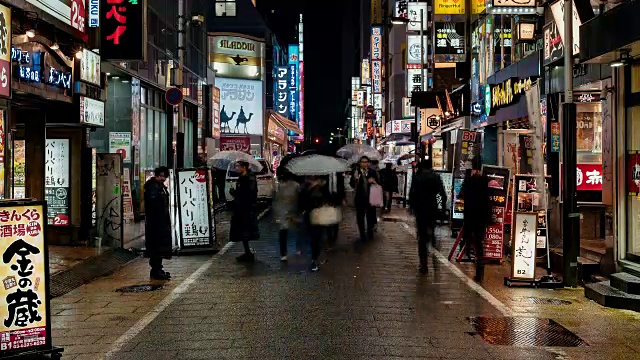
<box><xmin>236</xmin><ymin>252</ymin><xmax>255</xmax><ymax>263</ymax></box>
<box><xmin>310</xmin><ymin>261</ymin><xmax>319</xmax><ymax>272</ymax></box>
<box><xmin>280</xmin><ymin>255</ymin><xmax>288</xmax><ymax>262</ymax></box>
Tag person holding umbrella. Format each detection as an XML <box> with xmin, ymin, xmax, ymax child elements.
<box><xmin>230</xmin><ymin>160</ymin><xmax>259</xmax><ymax>263</ymax></box>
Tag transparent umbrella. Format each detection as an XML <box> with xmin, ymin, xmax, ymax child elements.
<box><xmin>336</xmin><ymin>144</ymin><xmax>381</xmax><ymax>161</ymax></box>
<box><xmin>207</xmin><ymin>151</ymin><xmax>263</xmax><ymax>172</ymax></box>
<box><xmin>285</xmin><ymin>155</ymin><xmax>349</xmax><ymax>176</ymax></box>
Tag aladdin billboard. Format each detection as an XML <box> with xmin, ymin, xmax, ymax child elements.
<box><xmin>209</xmin><ymin>34</ymin><xmax>265</xmax><ymax>80</ymax></box>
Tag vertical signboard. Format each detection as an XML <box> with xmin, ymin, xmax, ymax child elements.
<box><xmin>0</xmin><ymin>201</ymin><xmax>51</xmax><ymax>356</ymax></box>
<box><xmin>372</xmin><ymin>60</ymin><xmax>382</xmax><ymax>94</ymax></box>
<box><xmin>451</xmin><ymin>130</ymin><xmax>481</xmax><ymax>220</ymax></box>
<box><xmin>395</xmin><ymin>0</ymin><xmax>408</xmax><ymax>18</ymax></box>
<box><xmin>511</xmin><ymin>212</ymin><xmax>538</xmax><ymax>280</ymax></box>
<box><xmin>287</xmin><ymin>45</ymin><xmax>299</xmax><ymax>123</ymax></box>
<box><xmin>89</xmin><ymin>0</ymin><xmax>100</xmax><ymax>27</ymax></box>
<box><xmin>407</xmin><ymin>35</ymin><xmax>428</xmax><ymax>64</ymax></box>
<box><xmin>45</xmin><ymin>139</ymin><xmax>70</xmax><ymax>226</ymax></box>
<box><xmin>274</xmin><ymin>66</ymin><xmax>289</xmax><ymax>116</ymax></box>
<box><xmin>407</xmin><ymin>2</ymin><xmax>428</xmax><ymax>32</ymax></box>
<box><xmin>407</xmin><ymin>66</ymin><xmax>426</xmax><ymax>95</ymax></box>
<box><xmin>176</xmin><ymin>169</ymin><xmax>215</xmax><ymax>248</ymax></box>
<box><xmin>371</xmin><ymin>27</ymin><xmax>382</xmax><ymax>60</ymax></box>
<box><xmin>212</xmin><ymin>86</ymin><xmax>221</xmax><ymax>139</ymax></box>
<box><xmin>361</xmin><ymin>59</ymin><xmax>371</xmax><ymax>86</ymax></box>
<box><xmin>96</xmin><ymin>153</ymin><xmax>124</xmax><ymax>248</ymax></box>
<box><xmin>482</xmin><ymin>165</ymin><xmax>511</xmax><ymax>260</ymax></box>
<box><xmin>371</xmin><ymin>0</ymin><xmax>382</xmax><ymax>24</ymax></box>
<box><xmin>100</xmin><ymin>0</ymin><xmax>146</xmax><ymax>60</ymax></box>
<box><xmin>297</xmin><ymin>61</ymin><xmax>304</xmax><ymax>141</ymax></box>
<box><xmin>0</xmin><ymin>4</ymin><xmax>11</xmax><ymax>98</ymax></box>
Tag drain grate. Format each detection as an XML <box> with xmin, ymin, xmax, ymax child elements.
<box><xmin>469</xmin><ymin>317</ymin><xmax>588</xmax><ymax>347</ymax></box>
<box><xmin>521</xmin><ymin>297</ymin><xmax>572</xmax><ymax>306</ymax></box>
<box><xmin>115</xmin><ymin>284</ymin><xmax>163</xmax><ymax>293</ymax></box>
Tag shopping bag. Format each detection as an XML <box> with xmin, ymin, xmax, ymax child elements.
<box><xmin>310</xmin><ymin>206</ymin><xmax>342</xmax><ymax>226</ymax></box>
<box><xmin>369</xmin><ymin>184</ymin><xmax>384</xmax><ymax>207</ymax></box>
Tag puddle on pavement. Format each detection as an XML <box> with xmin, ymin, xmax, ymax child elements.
<box><xmin>115</xmin><ymin>284</ymin><xmax>164</xmax><ymax>293</ymax></box>
<box><xmin>520</xmin><ymin>297</ymin><xmax>572</xmax><ymax>306</ymax></box>
<box><xmin>469</xmin><ymin>317</ymin><xmax>588</xmax><ymax>347</ymax></box>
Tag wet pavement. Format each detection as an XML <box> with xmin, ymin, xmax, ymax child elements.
<box><xmin>49</xmin><ymin>206</ymin><xmax>640</xmax><ymax>359</ymax></box>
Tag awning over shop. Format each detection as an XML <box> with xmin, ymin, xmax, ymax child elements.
<box><xmin>268</xmin><ymin>110</ymin><xmax>302</xmax><ymax>135</ymax></box>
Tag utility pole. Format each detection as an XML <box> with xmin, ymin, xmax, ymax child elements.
<box><xmin>562</xmin><ymin>0</ymin><xmax>579</xmax><ymax>287</ymax></box>
<box><xmin>175</xmin><ymin>0</ymin><xmax>186</xmax><ymax>169</ymax></box>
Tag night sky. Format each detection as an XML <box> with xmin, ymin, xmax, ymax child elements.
<box><xmin>258</xmin><ymin>0</ymin><xmax>360</xmax><ymax>148</ymax></box>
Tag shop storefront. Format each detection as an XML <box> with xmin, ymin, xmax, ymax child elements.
<box><xmin>3</xmin><ymin>7</ymin><xmax>105</xmax><ymax>245</ymax></box>
<box><xmin>264</xmin><ymin>110</ymin><xmax>301</xmax><ymax>164</ymax></box>
<box><xmin>578</xmin><ymin>0</ymin><xmax>640</xmax><ymax>275</ymax></box>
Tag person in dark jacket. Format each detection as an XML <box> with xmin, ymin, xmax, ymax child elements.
<box><xmin>410</xmin><ymin>161</ymin><xmax>446</xmax><ymax>273</ymax></box>
<box><xmin>460</xmin><ymin>160</ymin><xmax>491</xmax><ymax>281</ymax></box>
<box><xmin>379</xmin><ymin>162</ymin><xmax>399</xmax><ymax>212</ymax></box>
<box><xmin>301</xmin><ymin>176</ymin><xmax>336</xmax><ymax>271</ymax></box>
<box><xmin>144</xmin><ymin>166</ymin><xmax>172</xmax><ymax>280</ymax></box>
<box><xmin>230</xmin><ymin>160</ymin><xmax>259</xmax><ymax>263</ymax></box>
<box><xmin>350</xmin><ymin>156</ymin><xmax>379</xmax><ymax>242</ymax></box>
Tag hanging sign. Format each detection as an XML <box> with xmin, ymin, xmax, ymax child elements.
<box><xmin>371</xmin><ymin>27</ymin><xmax>382</xmax><ymax>60</ymax></box>
<box><xmin>395</xmin><ymin>0</ymin><xmax>408</xmax><ymax>18</ymax></box>
<box><xmin>407</xmin><ymin>2</ymin><xmax>428</xmax><ymax>32</ymax></box>
<box><xmin>550</xmin><ymin>122</ymin><xmax>560</xmax><ymax>153</ymax></box>
<box><xmin>434</xmin><ymin>22</ymin><xmax>465</xmax><ymax>55</ymax></box>
<box><xmin>543</xmin><ymin>21</ymin><xmax>564</xmax><ymax>66</ymax></box>
<box><xmin>89</xmin><ymin>0</ymin><xmax>100</xmax><ymax>28</ymax></box>
<box><xmin>100</xmin><ymin>0</ymin><xmax>145</xmax><ymax>60</ymax></box>
<box><xmin>407</xmin><ymin>66</ymin><xmax>426</xmax><ymax>95</ymax></box>
<box><xmin>80</xmin><ymin>49</ymin><xmax>101</xmax><ymax>86</ymax></box>
<box><xmin>176</xmin><ymin>169</ymin><xmax>215</xmax><ymax>248</ymax></box>
<box><xmin>361</xmin><ymin>59</ymin><xmax>371</xmax><ymax>86</ymax></box>
<box><xmin>80</xmin><ymin>96</ymin><xmax>105</xmax><ymax>127</ymax></box>
<box><xmin>576</xmin><ymin>163</ymin><xmax>603</xmax><ymax>191</ymax></box>
<box><xmin>212</xmin><ymin>86</ymin><xmax>221</xmax><ymax>139</ymax></box>
<box><xmin>407</xmin><ymin>35</ymin><xmax>428</xmax><ymax>64</ymax></box>
<box><xmin>511</xmin><ymin>212</ymin><xmax>538</xmax><ymax>280</ymax></box>
<box><xmin>434</xmin><ymin>0</ymin><xmax>465</xmax><ymax>15</ymax></box>
<box><xmin>45</xmin><ymin>139</ymin><xmax>70</xmax><ymax>226</ymax></box>
<box><xmin>372</xmin><ymin>60</ymin><xmax>382</xmax><ymax>94</ymax></box>
<box><xmin>274</xmin><ymin>66</ymin><xmax>289</xmax><ymax>116</ymax></box>
<box><xmin>0</xmin><ymin>4</ymin><xmax>11</xmax><ymax>99</ymax></box>
<box><xmin>0</xmin><ymin>201</ymin><xmax>52</xmax><ymax>356</ymax></box>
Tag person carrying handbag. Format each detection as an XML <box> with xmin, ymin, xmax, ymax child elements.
<box><xmin>302</xmin><ymin>176</ymin><xmax>340</xmax><ymax>272</ymax></box>
<box><xmin>349</xmin><ymin>156</ymin><xmax>379</xmax><ymax>242</ymax></box>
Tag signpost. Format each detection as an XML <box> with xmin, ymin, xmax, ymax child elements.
<box><xmin>0</xmin><ymin>200</ymin><xmax>62</xmax><ymax>359</ymax></box>
<box><xmin>165</xmin><ymin>87</ymin><xmax>184</xmax><ymax>106</ymax></box>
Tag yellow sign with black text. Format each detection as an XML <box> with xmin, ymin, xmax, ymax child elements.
<box><xmin>472</xmin><ymin>0</ymin><xmax>485</xmax><ymax>14</ymax></box>
<box><xmin>434</xmin><ymin>0</ymin><xmax>465</xmax><ymax>15</ymax></box>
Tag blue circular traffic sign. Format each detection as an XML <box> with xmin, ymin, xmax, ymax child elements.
<box><xmin>165</xmin><ymin>87</ymin><xmax>183</xmax><ymax>106</ymax></box>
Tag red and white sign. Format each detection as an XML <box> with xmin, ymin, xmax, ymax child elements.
<box><xmin>627</xmin><ymin>152</ymin><xmax>640</xmax><ymax>196</ymax></box>
<box><xmin>576</xmin><ymin>163</ymin><xmax>603</xmax><ymax>191</ymax></box>
<box><xmin>70</xmin><ymin>0</ymin><xmax>86</xmax><ymax>32</ymax></box>
<box><xmin>220</xmin><ymin>136</ymin><xmax>250</xmax><ymax>153</ymax></box>
<box><xmin>0</xmin><ymin>4</ymin><xmax>11</xmax><ymax>99</ymax></box>
<box><xmin>212</xmin><ymin>86</ymin><xmax>221</xmax><ymax>139</ymax></box>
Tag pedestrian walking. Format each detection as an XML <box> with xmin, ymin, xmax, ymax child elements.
<box><xmin>273</xmin><ymin>169</ymin><xmax>301</xmax><ymax>261</ymax></box>
<box><xmin>379</xmin><ymin>162</ymin><xmax>399</xmax><ymax>212</ymax></box>
<box><xmin>460</xmin><ymin>159</ymin><xmax>491</xmax><ymax>281</ymax></box>
<box><xmin>349</xmin><ymin>156</ymin><xmax>379</xmax><ymax>242</ymax></box>
<box><xmin>302</xmin><ymin>176</ymin><xmax>339</xmax><ymax>271</ymax></box>
<box><xmin>409</xmin><ymin>161</ymin><xmax>446</xmax><ymax>274</ymax></box>
<box><xmin>230</xmin><ymin>160</ymin><xmax>259</xmax><ymax>263</ymax></box>
<box><xmin>144</xmin><ymin>166</ymin><xmax>172</xmax><ymax>280</ymax></box>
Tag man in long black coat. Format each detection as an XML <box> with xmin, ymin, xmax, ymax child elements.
<box><xmin>350</xmin><ymin>156</ymin><xmax>379</xmax><ymax>242</ymax></box>
<box><xmin>144</xmin><ymin>166</ymin><xmax>172</xmax><ymax>280</ymax></box>
<box><xmin>460</xmin><ymin>162</ymin><xmax>491</xmax><ymax>281</ymax></box>
<box><xmin>410</xmin><ymin>161</ymin><xmax>446</xmax><ymax>273</ymax></box>
<box><xmin>230</xmin><ymin>160</ymin><xmax>259</xmax><ymax>263</ymax></box>
<box><xmin>379</xmin><ymin>162</ymin><xmax>399</xmax><ymax>212</ymax></box>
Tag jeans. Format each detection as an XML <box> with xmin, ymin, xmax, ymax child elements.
<box><xmin>416</xmin><ymin>218</ymin><xmax>435</xmax><ymax>262</ymax></box>
<box><xmin>149</xmin><ymin>255</ymin><xmax>163</xmax><ymax>274</ymax></box>
<box><xmin>356</xmin><ymin>205</ymin><xmax>376</xmax><ymax>241</ymax></box>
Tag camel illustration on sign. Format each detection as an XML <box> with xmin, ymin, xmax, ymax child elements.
<box><xmin>220</xmin><ymin>105</ymin><xmax>236</xmax><ymax>133</ymax></box>
<box><xmin>234</xmin><ymin>106</ymin><xmax>254</xmax><ymax>134</ymax></box>
<box><xmin>231</xmin><ymin>54</ymin><xmax>248</xmax><ymax>65</ymax></box>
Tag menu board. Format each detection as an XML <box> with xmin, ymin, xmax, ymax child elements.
<box><xmin>44</xmin><ymin>139</ymin><xmax>70</xmax><ymax>226</ymax></box>
<box><xmin>176</xmin><ymin>169</ymin><xmax>214</xmax><ymax>248</ymax></box>
<box><xmin>0</xmin><ymin>202</ymin><xmax>51</xmax><ymax>355</ymax></box>
<box><xmin>451</xmin><ymin>129</ymin><xmax>481</xmax><ymax>221</ymax></box>
<box><xmin>482</xmin><ymin>165</ymin><xmax>511</xmax><ymax>260</ymax></box>
<box><xmin>511</xmin><ymin>212</ymin><xmax>538</xmax><ymax>280</ymax></box>
<box><xmin>512</xmin><ymin>174</ymin><xmax>550</xmax><ymax>249</ymax></box>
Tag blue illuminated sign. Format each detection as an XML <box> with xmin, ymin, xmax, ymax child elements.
<box><xmin>11</xmin><ymin>46</ymin><xmax>71</xmax><ymax>89</ymax></box>
<box><xmin>288</xmin><ymin>45</ymin><xmax>299</xmax><ymax>122</ymax></box>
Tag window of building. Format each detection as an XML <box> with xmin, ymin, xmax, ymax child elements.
<box><xmin>215</xmin><ymin>0</ymin><xmax>236</xmax><ymax>17</ymax></box>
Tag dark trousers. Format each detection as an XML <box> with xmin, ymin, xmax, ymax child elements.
<box><xmin>279</xmin><ymin>229</ymin><xmax>288</xmax><ymax>256</ymax></box>
<box><xmin>309</xmin><ymin>226</ymin><xmax>325</xmax><ymax>261</ymax></box>
<box><xmin>416</xmin><ymin>217</ymin><xmax>435</xmax><ymax>262</ymax></box>
<box><xmin>356</xmin><ymin>205</ymin><xmax>376</xmax><ymax>241</ymax></box>
<box><xmin>149</xmin><ymin>255</ymin><xmax>163</xmax><ymax>274</ymax></box>
<box><xmin>465</xmin><ymin>222</ymin><xmax>486</xmax><ymax>279</ymax></box>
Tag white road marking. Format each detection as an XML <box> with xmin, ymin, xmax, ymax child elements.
<box><xmin>402</xmin><ymin>223</ymin><xmax>514</xmax><ymax>316</ymax></box>
<box><xmin>105</xmin><ymin>208</ymin><xmax>269</xmax><ymax>358</ymax></box>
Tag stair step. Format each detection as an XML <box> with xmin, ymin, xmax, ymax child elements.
<box><xmin>585</xmin><ymin>281</ymin><xmax>640</xmax><ymax>312</ymax></box>
<box><xmin>610</xmin><ymin>272</ymin><xmax>640</xmax><ymax>295</ymax></box>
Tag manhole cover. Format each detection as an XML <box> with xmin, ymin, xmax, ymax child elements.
<box><xmin>115</xmin><ymin>284</ymin><xmax>163</xmax><ymax>293</ymax></box>
<box><xmin>469</xmin><ymin>317</ymin><xmax>588</xmax><ymax>347</ymax></box>
<box><xmin>521</xmin><ymin>297</ymin><xmax>572</xmax><ymax>306</ymax></box>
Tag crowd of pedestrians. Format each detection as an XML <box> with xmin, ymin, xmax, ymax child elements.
<box><xmin>144</xmin><ymin>154</ymin><xmax>492</xmax><ymax>278</ymax></box>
